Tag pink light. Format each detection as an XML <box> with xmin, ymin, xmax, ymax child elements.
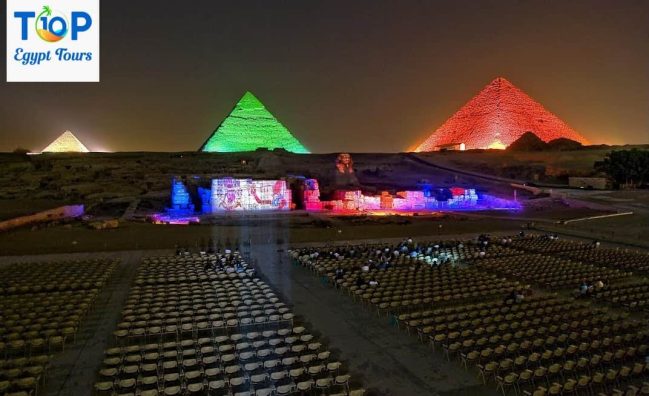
<box><xmin>150</xmin><ymin>214</ymin><xmax>200</xmax><ymax>225</ymax></box>
<box><xmin>301</xmin><ymin>179</ymin><xmax>520</xmax><ymax>214</ymax></box>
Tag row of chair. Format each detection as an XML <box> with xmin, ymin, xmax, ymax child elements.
<box><xmin>97</xmin><ymin>252</ymin><xmax>364</xmax><ymax>396</ymax></box>
<box><xmin>0</xmin><ymin>354</ymin><xmax>50</xmax><ymax>396</ymax></box>
<box><xmin>520</xmin><ymin>369</ymin><xmax>649</xmax><ymax>396</ymax></box>
<box><xmin>504</xmin><ymin>236</ymin><xmax>588</xmax><ymax>254</ymax></box>
<box><xmin>562</xmin><ymin>248</ymin><xmax>649</xmax><ymax>276</ymax></box>
<box><xmin>0</xmin><ymin>258</ymin><xmax>118</xmax><ymax>396</ymax></box>
<box><xmin>0</xmin><ymin>259</ymin><xmax>117</xmax><ymax>295</ymax></box>
<box><xmin>476</xmin><ymin>254</ymin><xmax>629</xmax><ymax>290</ymax></box>
<box><xmin>1</xmin><ymin>259</ymin><xmax>118</xmax><ymax>362</ymax></box>
<box><xmin>591</xmin><ymin>281</ymin><xmax>649</xmax><ymax>312</ymax></box>
<box><xmin>290</xmin><ymin>236</ymin><xmax>649</xmax><ymax>396</ymax></box>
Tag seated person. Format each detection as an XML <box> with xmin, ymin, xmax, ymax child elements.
<box><xmin>515</xmin><ymin>290</ymin><xmax>525</xmax><ymax>303</ymax></box>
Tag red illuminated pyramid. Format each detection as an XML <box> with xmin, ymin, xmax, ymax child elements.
<box><xmin>413</xmin><ymin>77</ymin><xmax>588</xmax><ymax>151</ymax></box>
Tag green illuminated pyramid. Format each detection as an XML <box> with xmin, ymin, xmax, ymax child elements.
<box><xmin>200</xmin><ymin>91</ymin><xmax>310</xmax><ymax>153</ymax></box>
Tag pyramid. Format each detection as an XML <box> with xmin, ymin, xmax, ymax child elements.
<box><xmin>42</xmin><ymin>131</ymin><xmax>90</xmax><ymax>153</ymax></box>
<box><xmin>413</xmin><ymin>77</ymin><xmax>589</xmax><ymax>151</ymax></box>
<box><xmin>200</xmin><ymin>91</ymin><xmax>310</xmax><ymax>153</ymax></box>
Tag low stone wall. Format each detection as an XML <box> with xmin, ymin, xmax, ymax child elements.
<box><xmin>0</xmin><ymin>204</ymin><xmax>84</xmax><ymax>232</ymax></box>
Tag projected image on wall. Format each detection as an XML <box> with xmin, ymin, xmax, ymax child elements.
<box><xmin>211</xmin><ymin>178</ymin><xmax>292</xmax><ymax>212</ymax></box>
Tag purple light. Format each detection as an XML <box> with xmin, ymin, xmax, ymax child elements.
<box><xmin>150</xmin><ymin>213</ymin><xmax>200</xmax><ymax>225</ymax></box>
<box><xmin>151</xmin><ymin>177</ymin><xmax>521</xmax><ymax>224</ymax></box>
<box><xmin>302</xmin><ymin>179</ymin><xmax>521</xmax><ymax>213</ymax></box>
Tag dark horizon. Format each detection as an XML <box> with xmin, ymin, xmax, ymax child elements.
<box><xmin>1</xmin><ymin>0</ymin><xmax>648</xmax><ymax>153</ymax></box>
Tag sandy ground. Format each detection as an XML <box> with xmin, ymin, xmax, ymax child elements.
<box><xmin>0</xmin><ymin>215</ymin><xmax>526</xmax><ymax>256</ymax></box>
<box><xmin>553</xmin><ymin>190</ymin><xmax>649</xmax><ymax>245</ymax></box>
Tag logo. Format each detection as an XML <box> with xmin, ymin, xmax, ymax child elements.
<box><xmin>36</xmin><ymin>6</ymin><xmax>69</xmax><ymax>42</ymax></box>
<box><xmin>14</xmin><ymin>5</ymin><xmax>93</xmax><ymax>42</ymax></box>
<box><xmin>6</xmin><ymin>0</ymin><xmax>100</xmax><ymax>82</ymax></box>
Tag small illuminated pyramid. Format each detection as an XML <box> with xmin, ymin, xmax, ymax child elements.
<box><xmin>200</xmin><ymin>91</ymin><xmax>309</xmax><ymax>153</ymax></box>
<box><xmin>42</xmin><ymin>130</ymin><xmax>90</xmax><ymax>153</ymax></box>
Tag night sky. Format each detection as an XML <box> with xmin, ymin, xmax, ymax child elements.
<box><xmin>1</xmin><ymin>0</ymin><xmax>648</xmax><ymax>153</ymax></box>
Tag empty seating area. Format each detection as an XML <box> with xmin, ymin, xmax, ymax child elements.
<box><xmin>503</xmin><ymin>235</ymin><xmax>590</xmax><ymax>254</ymax></box>
<box><xmin>130</xmin><ymin>255</ymin><xmax>255</xmax><ymax>287</ymax></box>
<box><xmin>0</xmin><ymin>258</ymin><xmax>118</xmax><ymax>396</ymax></box>
<box><xmin>562</xmin><ymin>248</ymin><xmax>649</xmax><ymax>275</ymax></box>
<box><xmin>0</xmin><ymin>355</ymin><xmax>50</xmax><ymax>396</ymax></box>
<box><xmin>113</xmin><ymin>254</ymin><xmax>291</xmax><ymax>343</ymax></box>
<box><xmin>393</xmin><ymin>287</ymin><xmax>649</xmax><ymax>396</ymax></box>
<box><xmin>97</xmin><ymin>252</ymin><xmax>363</xmax><ymax>396</ymax></box>
<box><xmin>598</xmin><ymin>380</ymin><xmax>649</xmax><ymax>396</ymax></box>
<box><xmin>0</xmin><ymin>258</ymin><xmax>117</xmax><ymax>295</ymax></box>
<box><xmin>500</xmin><ymin>234</ymin><xmax>649</xmax><ymax>279</ymax></box>
<box><xmin>592</xmin><ymin>280</ymin><xmax>649</xmax><ymax>312</ymax></box>
<box><xmin>399</xmin><ymin>294</ymin><xmax>563</xmax><ymax>341</ymax></box>
<box><xmin>433</xmin><ymin>296</ymin><xmax>649</xmax><ymax>396</ymax></box>
<box><xmin>475</xmin><ymin>254</ymin><xmax>629</xmax><ymax>290</ymax></box>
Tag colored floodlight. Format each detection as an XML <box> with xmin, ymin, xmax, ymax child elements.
<box><xmin>200</xmin><ymin>91</ymin><xmax>309</xmax><ymax>153</ymax></box>
<box><xmin>42</xmin><ymin>130</ymin><xmax>90</xmax><ymax>153</ymax></box>
<box><xmin>413</xmin><ymin>77</ymin><xmax>589</xmax><ymax>151</ymax></box>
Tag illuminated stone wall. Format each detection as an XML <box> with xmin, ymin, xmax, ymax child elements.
<box><xmin>301</xmin><ymin>180</ymin><xmax>518</xmax><ymax>212</ymax></box>
<box><xmin>414</xmin><ymin>77</ymin><xmax>589</xmax><ymax>151</ymax></box>
<box><xmin>198</xmin><ymin>187</ymin><xmax>212</xmax><ymax>213</ymax></box>
<box><xmin>210</xmin><ymin>178</ymin><xmax>292</xmax><ymax>212</ymax></box>
<box><xmin>169</xmin><ymin>178</ymin><xmax>194</xmax><ymax>214</ymax></box>
<box><xmin>200</xmin><ymin>92</ymin><xmax>309</xmax><ymax>153</ymax></box>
